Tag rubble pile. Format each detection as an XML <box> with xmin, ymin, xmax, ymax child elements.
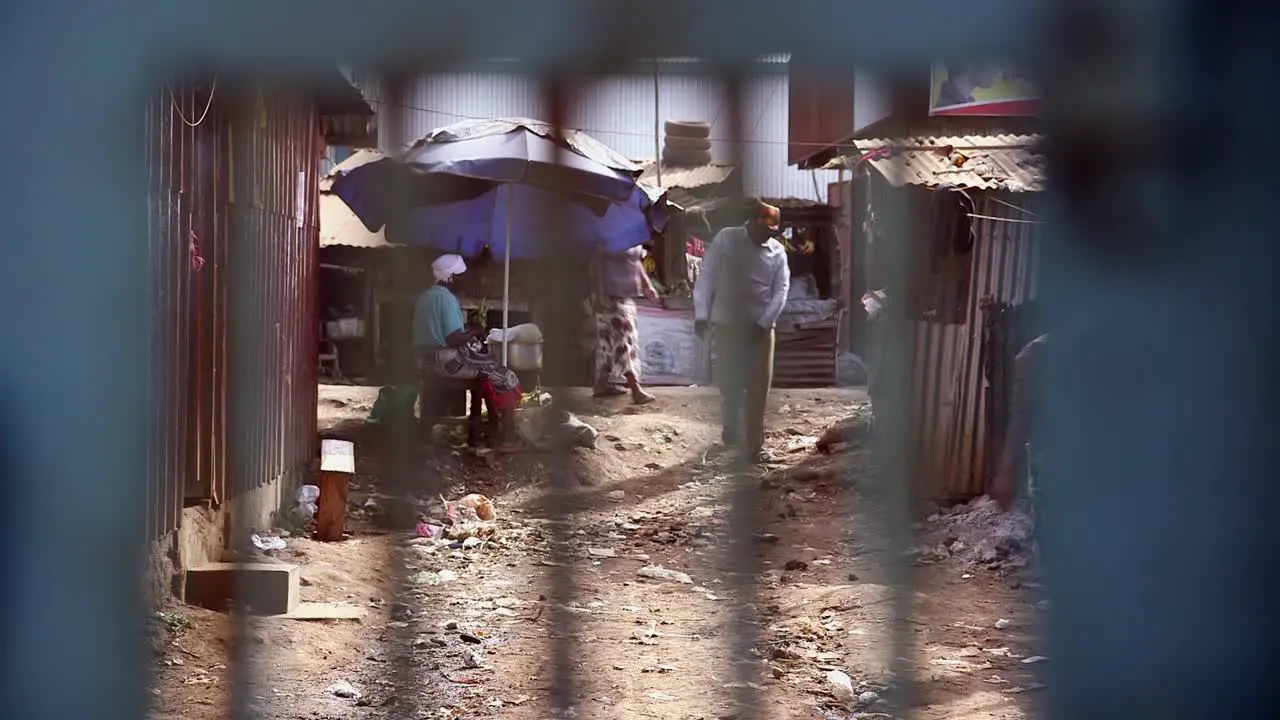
<box><xmin>914</xmin><ymin>496</ymin><xmax>1035</xmax><ymax>570</ymax></box>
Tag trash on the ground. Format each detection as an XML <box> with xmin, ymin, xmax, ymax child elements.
<box><xmin>561</xmin><ymin>412</ymin><xmax>599</xmax><ymax>448</ymax></box>
<box><xmin>826</xmin><ymin>669</ymin><xmax>856</xmax><ymax>704</ymax></box>
<box><xmin>816</xmin><ymin>415</ymin><xmax>872</xmax><ymax>453</ymax></box>
<box><xmin>1021</xmin><ymin>655</ymin><xmax>1050</xmax><ymax>664</ymax></box>
<box><xmin>587</xmin><ymin>547</ymin><xmax>617</xmax><ymax>558</ymax></box>
<box><xmin>994</xmin><ymin>618</ymin><xmax>1011</xmax><ymax>630</ymax></box>
<box><xmin>786</xmin><ymin>435</ymin><xmax>820</xmax><ymax>453</ymax></box>
<box><xmin>449</xmin><ymin>493</ymin><xmax>497</xmax><ymax>522</ymax></box>
<box><xmin>461</xmin><ymin>536</ymin><xmax>485</xmax><ymax>549</ymax></box>
<box><xmin>462</xmin><ymin>648</ymin><xmax>487</xmax><ymax>669</ymax></box>
<box><xmin>648</xmin><ymin>692</ymin><xmax>676</xmax><ymax>702</ymax></box>
<box><xmin>411</xmin><ymin>569</ymin><xmax>459</xmax><ymax>586</ymax></box>
<box><xmin>518</xmin><ymin>406</ymin><xmax>599</xmax><ymax>450</ymax></box>
<box><xmin>836</xmin><ymin>352</ymin><xmax>869</xmax><ymax>386</ymax></box>
<box><xmin>416</xmin><ymin>522</ymin><xmax>444</xmax><ymax>539</ymax></box>
<box><xmin>327</xmin><ymin>679</ymin><xmax>359</xmax><ymax>699</ymax></box>
<box><xmin>250</xmin><ymin>534</ymin><xmax>286</xmax><ymax>552</ymax></box>
<box><xmin>606</xmin><ymin>489</ymin><xmax>626</xmax><ymax>501</ymax></box>
<box><xmin>637</xmin><ymin>565</ymin><xmax>692</xmax><ymax>584</ymax></box>
<box><xmin>294</xmin><ymin>484</ymin><xmax>321</xmax><ymax>520</ymax></box>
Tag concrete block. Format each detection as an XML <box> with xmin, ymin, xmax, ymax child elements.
<box><xmin>184</xmin><ymin>562</ymin><xmax>300</xmax><ymax>615</ymax></box>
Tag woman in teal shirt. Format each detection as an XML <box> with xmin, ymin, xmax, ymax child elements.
<box><xmin>413</xmin><ymin>254</ymin><xmax>522</xmax><ymax>448</ymax></box>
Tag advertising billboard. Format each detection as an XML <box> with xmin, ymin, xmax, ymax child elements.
<box><xmin>929</xmin><ymin>62</ymin><xmax>1039</xmax><ymax>117</ymax></box>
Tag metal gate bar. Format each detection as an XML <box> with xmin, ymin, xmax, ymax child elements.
<box><xmin>4</xmin><ymin>1</ymin><xmax>1279</xmax><ymax>719</ymax></box>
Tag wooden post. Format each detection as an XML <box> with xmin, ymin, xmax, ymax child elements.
<box><xmin>315</xmin><ymin>439</ymin><xmax>354</xmax><ymax>541</ymax></box>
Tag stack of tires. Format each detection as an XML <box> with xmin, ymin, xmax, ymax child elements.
<box><xmin>661</xmin><ymin>120</ymin><xmax>712</xmax><ymax>167</ymax></box>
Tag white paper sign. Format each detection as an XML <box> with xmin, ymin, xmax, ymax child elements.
<box><xmin>294</xmin><ymin>170</ymin><xmax>307</xmax><ymax>228</ymax></box>
<box><xmin>320</xmin><ymin>438</ymin><xmax>355</xmax><ymax>473</ymax></box>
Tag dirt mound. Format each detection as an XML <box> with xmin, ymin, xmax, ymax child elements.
<box><xmin>916</xmin><ymin>496</ymin><xmax>1035</xmax><ymax>569</ymax></box>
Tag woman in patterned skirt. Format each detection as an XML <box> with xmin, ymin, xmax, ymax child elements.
<box><xmin>589</xmin><ymin>244</ymin><xmax>658</xmax><ymax>404</ymax></box>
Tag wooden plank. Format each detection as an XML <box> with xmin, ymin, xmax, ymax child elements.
<box><xmin>315</xmin><ymin>469</ymin><xmax>350</xmax><ymax>542</ymax></box>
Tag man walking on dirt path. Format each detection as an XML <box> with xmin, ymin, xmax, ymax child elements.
<box><xmin>693</xmin><ymin>198</ymin><xmax>790</xmax><ymax>464</ymax></box>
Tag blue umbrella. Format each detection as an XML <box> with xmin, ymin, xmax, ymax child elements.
<box><xmin>330</xmin><ymin>118</ymin><xmax>672</xmax><ymax>362</ymax></box>
<box><xmin>388</xmin><ymin>182</ymin><xmax>670</xmax><ymax>258</ymax></box>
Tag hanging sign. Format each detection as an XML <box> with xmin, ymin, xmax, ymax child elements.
<box><xmin>929</xmin><ymin>62</ymin><xmax>1040</xmax><ymax>117</ymax></box>
<box><xmin>295</xmin><ymin>171</ymin><xmax>307</xmax><ymax>228</ymax></box>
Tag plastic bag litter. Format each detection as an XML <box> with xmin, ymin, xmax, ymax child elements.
<box><xmin>250</xmin><ymin>534</ymin><xmax>286</xmax><ymax>552</ymax></box>
<box><xmin>294</xmin><ymin>484</ymin><xmax>320</xmax><ymax>520</ymax></box>
<box><xmin>452</xmin><ymin>493</ymin><xmax>496</xmax><ymax>522</ymax></box>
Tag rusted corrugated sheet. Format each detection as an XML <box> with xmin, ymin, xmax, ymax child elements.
<box><xmin>773</xmin><ymin>319</ymin><xmax>841</xmax><ymax>388</ymax></box>
<box><xmin>144</xmin><ymin>83</ymin><xmax>228</xmax><ymax>538</ymax></box>
<box><xmin>831</xmin><ymin>135</ymin><xmax>1044</xmax><ymax>193</ymax></box>
<box><xmin>143</xmin><ymin>83</ymin><xmax>320</xmax><ymax>539</ymax></box>
<box><xmin>231</xmin><ymin>91</ymin><xmax>321</xmax><ymax>500</ymax></box>
<box><xmin>908</xmin><ymin>192</ymin><xmax>1040</xmax><ymax>501</ymax></box>
<box><xmin>638</xmin><ymin>161</ymin><xmax>735</xmax><ymax>190</ymax></box>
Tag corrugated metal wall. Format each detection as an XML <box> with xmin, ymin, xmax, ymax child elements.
<box><xmin>230</xmin><ymin>90</ymin><xmax>322</xmax><ymax>502</ymax></box>
<box><xmin>909</xmin><ymin>193</ymin><xmax>1040</xmax><ymax>501</ymax></box>
<box><xmin>349</xmin><ymin>66</ymin><xmax>840</xmax><ymax>199</ymax></box>
<box><xmin>143</xmin><ymin>84</ymin><xmax>320</xmax><ymax>539</ymax></box>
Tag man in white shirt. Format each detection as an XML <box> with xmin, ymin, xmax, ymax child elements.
<box><xmin>693</xmin><ymin>198</ymin><xmax>791</xmax><ymax>463</ymax></box>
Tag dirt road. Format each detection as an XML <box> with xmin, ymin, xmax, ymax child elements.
<box><xmin>149</xmin><ymin>385</ymin><xmax>1045</xmax><ymax>719</ymax></box>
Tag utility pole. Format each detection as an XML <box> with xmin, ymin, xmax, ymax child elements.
<box><xmin>653</xmin><ymin>58</ymin><xmax>662</xmax><ymax>186</ymax></box>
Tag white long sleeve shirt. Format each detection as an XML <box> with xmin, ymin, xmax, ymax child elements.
<box><xmin>693</xmin><ymin>225</ymin><xmax>791</xmax><ymax>329</ymax></box>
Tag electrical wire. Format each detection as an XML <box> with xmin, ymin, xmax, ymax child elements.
<box><xmin>363</xmin><ymin>96</ymin><xmax>868</xmax><ymax>151</ymax></box>
<box><xmin>168</xmin><ymin>77</ymin><xmax>218</xmax><ymax>127</ymax></box>
<box><xmin>368</xmin><ymin>94</ymin><xmax>1040</xmax><ymax>157</ymax></box>
<box><xmin>988</xmin><ymin>196</ymin><xmax>1040</xmax><ymax>217</ymax></box>
<box><xmin>967</xmin><ymin>212</ymin><xmax>1045</xmax><ymax>225</ymax></box>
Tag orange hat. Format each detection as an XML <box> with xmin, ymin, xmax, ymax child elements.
<box><xmin>744</xmin><ymin>198</ymin><xmax>781</xmax><ymax>230</ymax></box>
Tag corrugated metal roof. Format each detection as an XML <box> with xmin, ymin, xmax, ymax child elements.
<box><xmin>357</xmin><ymin>69</ymin><xmax>840</xmax><ymax>200</ymax></box>
<box><xmin>827</xmin><ymin>134</ymin><xmax>1044</xmax><ymax>192</ymax></box>
<box><xmin>639</xmin><ymin>161</ymin><xmax>735</xmax><ymax>189</ymax></box>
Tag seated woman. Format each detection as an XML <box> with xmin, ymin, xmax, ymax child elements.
<box><xmin>412</xmin><ymin>254</ymin><xmax>521</xmax><ymax>449</ymax></box>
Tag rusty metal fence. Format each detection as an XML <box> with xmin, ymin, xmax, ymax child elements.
<box><xmin>142</xmin><ymin>82</ymin><xmax>321</xmax><ymax>537</ymax></box>
<box><xmin>3</xmin><ymin>1</ymin><xmax>1280</xmax><ymax>719</ymax></box>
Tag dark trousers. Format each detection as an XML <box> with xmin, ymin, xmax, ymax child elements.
<box><xmin>713</xmin><ymin>325</ymin><xmax>775</xmax><ymax>453</ymax></box>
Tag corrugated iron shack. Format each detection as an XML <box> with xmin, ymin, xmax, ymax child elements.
<box><xmin>826</xmin><ymin>133</ymin><xmax>1045</xmax><ymax>501</ymax></box>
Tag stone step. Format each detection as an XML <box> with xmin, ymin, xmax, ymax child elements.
<box><xmin>184</xmin><ymin>562</ymin><xmax>300</xmax><ymax>616</ymax></box>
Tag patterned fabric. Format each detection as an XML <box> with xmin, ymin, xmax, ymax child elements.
<box><xmin>595</xmin><ymin>297</ymin><xmax>641</xmax><ymax>383</ymax></box>
<box><xmin>421</xmin><ymin>345</ymin><xmax>521</xmax><ymax>393</ymax></box>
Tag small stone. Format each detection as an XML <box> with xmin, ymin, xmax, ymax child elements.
<box><xmin>327</xmin><ymin>680</ymin><xmax>359</xmax><ymax>699</ymax></box>
<box><xmin>995</xmin><ymin>618</ymin><xmax>1011</xmax><ymax>630</ymax></box>
<box><xmin>462</xmin><ymin>648</ymin><xmax>487</xmax><ymax>668</ymax></box>
<box><xmin>858</xmin><ymin>690</ymin><xmax>881</xmax><ymax>706</ymax></box>
<box><xmin>606</xmin><ymin>490</ymin><xmax>626</xmax><ymax>501</ymax></box>
<box><xmin>637</xmin><ymin>565</ymin><xmax>692</xmax><ymax>584</ymax></box>
<box><xmin>784</xmin><ymin>559</ymin><xmax>808</xmax><ymax>571</ymax></box>
<box><xmin>826</xmin><ymin>669</ymin><xmax>856</xmax><ymax>704</ymax></box>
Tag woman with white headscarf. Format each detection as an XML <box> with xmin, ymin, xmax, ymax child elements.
<box><xmin>412</xmin><ymin>253</ymin><xmax>521</xmax><ymax>447</ymax></box>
